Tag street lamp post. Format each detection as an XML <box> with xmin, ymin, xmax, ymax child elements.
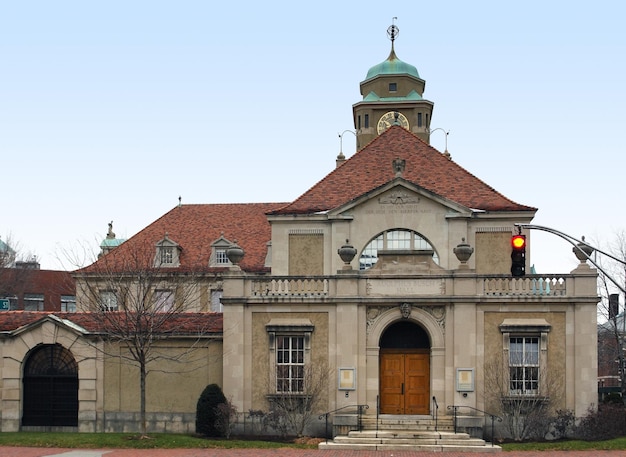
<box><xmin>429</xmin><ymin>128</ymin><xmax>450</xmax><ymax>158</ymax></box>
<box><xmin>516</xmin><ymin>223</ymin><xmax>626</xmax><ymax>397</ymax></box>
<box><xmin>338</xmin><ymin>129</ymin><xmax>357</xmax><ymax>159</ymax></box>
<box><xmin>515</xmin><ymin>223</ymin><xmax>626</xmax><ymax>294</ymax></box>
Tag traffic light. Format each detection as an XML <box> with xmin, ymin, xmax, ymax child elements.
<box><xmin>511</xmin><ymin>234</ymin><xmax>526</xmax><ymax>277</ymax></box>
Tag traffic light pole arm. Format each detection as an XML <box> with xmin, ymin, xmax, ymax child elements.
<box><xmin>515</xmin><ymin>223</ymin><xmax>626</xmax><ymax>295</ymax></box>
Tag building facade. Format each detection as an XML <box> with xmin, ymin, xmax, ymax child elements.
<box><xmin>0</xmin><ymin>27</ymin><xmax>598</xmax><ymax>437</ymax></box>
<box><xmin>0</xmin><ymin>260</ymin><xmax>76</xmax><ymax>312</ymax></box>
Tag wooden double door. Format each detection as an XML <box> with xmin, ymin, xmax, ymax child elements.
<box><xmin>379</xmin><ymin>349</ymin><xmax>430</xmax><ymax>414</ymax></box>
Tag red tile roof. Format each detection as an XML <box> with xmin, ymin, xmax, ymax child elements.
<box><xmin>79</xmin><ymin>203</ymin><xmax>285</xmax><ymax>274</ymax></box>
<box><xmin>270</xmin><ymin>126</ymin><xmax>537</xmax><ymax>215</ymax></box>
<box><xmin>78</xmin><ymin>128</ymin><xmax>535</xmax><ymax>275</ymax></box>
<box><xmin>0</xmin><ymin>311</ymin><xmax>223</xmax><ymax>334</ymax></box>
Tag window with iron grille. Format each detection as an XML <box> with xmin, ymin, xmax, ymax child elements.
<box><xmin>100</xmin><ymin>290</ymin><xmax>118</xmax><ymax>311</ymax></box>
<box><xmin>276</xmin><ymin>336</ymin><xmax>305</xmax><ymax>393</ymax></box>
<box><xmin>509</xmin><ymin>336</ymin><xmax>539</xmax><ymax>395</ymax></box>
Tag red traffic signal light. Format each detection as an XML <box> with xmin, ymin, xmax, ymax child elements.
<box><xmin>511</xmin><ymin>234</ymin><xmax>526</xmax><ymax>277</ymax></box>
<box><xmin>511</xmin><ymin>235</ymin><xmax>526</xmax><ymax>250</ymax></box>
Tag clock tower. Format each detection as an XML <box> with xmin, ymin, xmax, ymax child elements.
<box><xmin>353</xmin><ymin>23</ymin><xmax>434</xmax><ymax>150</ymax></box>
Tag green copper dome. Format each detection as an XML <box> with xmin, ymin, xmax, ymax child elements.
<box><xmin>365</xmin><ymin>48</ymin><xmax>420</xmax><ymax>80</ymax></box>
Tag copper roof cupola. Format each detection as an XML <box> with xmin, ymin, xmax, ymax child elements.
<box><xmin>353</xmin><ymin>21</ymin><xmax>435</xmax><ymax>149</ymax></box>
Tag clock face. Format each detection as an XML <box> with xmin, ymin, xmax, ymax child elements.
<box><xmin>377</xmin><ymin>111</ymin><xmax>410</xmax><ymax>134</ymax></box>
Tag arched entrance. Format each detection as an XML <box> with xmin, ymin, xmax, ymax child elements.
<box><xmin>379</xmin><ymin>320</ymin><xmax>430</xmax><ymax>414</ymax></box>
<box><xmin>22</xmin><ymin>344</ymin><xmax>78</xmax><ymax>427</ymax></box>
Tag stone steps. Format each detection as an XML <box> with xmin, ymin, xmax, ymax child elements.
<box><xmin>319</xmin><ymin>416</ymin><xmax>501</xmax><ymax>452</ymax></box>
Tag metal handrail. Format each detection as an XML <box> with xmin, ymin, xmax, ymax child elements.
<box><xmin>376</xmin><ymin>395</ymin><xmax>380</xmax><ymax>436</ymax></box>
<box><xmin>447</xmin><ymin>404</ymin><xmax>502</xmax><ymax>446</ymax></box>
<box><xmin>318</xmin><ymin>403</ymin><xmax>369</xmax><ymax>444</ymax></box>
<box><xmin>432</xmin><ymin>396</ymin><xmax>439</xmax><ymax>431</ymax></box>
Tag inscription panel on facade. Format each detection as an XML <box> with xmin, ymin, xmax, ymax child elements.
<box><xmin>364</xmin><ymin>204</ymin><xmax>433</xmax><ymax>216</ymax></box>
<box><xmin>366</xmin><ymin>278</ymin><xmax>445</xmax><ymax>296</ymax></box>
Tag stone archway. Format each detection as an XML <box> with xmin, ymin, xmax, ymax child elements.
<box><xmin>22</xmin><ymin>343</ymin><xmax>78</xmax><ymax>427</ymax></box>
<box><xmin>365</xmin><ymin>305</ymin><xmax>445</xmax><ymax>416</ymax></box>
<box><xmin>379</xmin><ymin>321</ymin><xmax>431</xmax><ymax>414</ymax></box>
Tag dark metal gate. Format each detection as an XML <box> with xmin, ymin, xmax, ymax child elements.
<box><xmin>22</xmin><ymin>344</ymin><xmax>78</xmax><ymax>427</ymax></box>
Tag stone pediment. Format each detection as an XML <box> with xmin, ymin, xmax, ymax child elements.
<box><xmin>329</xmin><ymin>179</ymin><xmax>472</xmax><ymax>220</ymax></box>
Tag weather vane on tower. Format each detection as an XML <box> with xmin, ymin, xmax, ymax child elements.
<box><xmin>387</xmin><ymin>17</ymin><xmax>399</xmax><ymax>45</ymax></box>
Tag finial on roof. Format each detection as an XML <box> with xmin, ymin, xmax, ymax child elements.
<box><xmin>107</xmin><ymin>221</ymin><xmax>116</xmax><ymax>239</ymax></box>
<box><xmin>178</xmin><ymin>195</ymin><xmax>182</xmax><ymax>207</ymax></box>
<box><xmin>393</xmin><ymin>111</ymin><xmax>400</xmax><ymax>126</ymax></box>
<box><xmin>393</xmin><ymin>158</ymin><xmax>406</xmax><ymax>177</ymax></box>
<box><xmin>387</xmin><ymin>18</ymin><xmax>399</xmax><ymax>52</ymax></box>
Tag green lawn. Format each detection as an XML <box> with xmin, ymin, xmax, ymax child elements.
<box><xmin>0</xmin><ymin>432</ymin><xmax>317</xmax><ymax>449</ymax></box>
<box><xmin>500</xmin><ymin>437</ymin><xmax>626</xmax><ymax>451</ymax></box>
<box><xmin>1</xmin><ymin>432</ymin><xmax>626</xmax><ymax>451</ymax></box>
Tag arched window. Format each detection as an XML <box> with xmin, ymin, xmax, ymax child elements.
<box><xmin>22</xmin><ymin>344</ymin><xmax>78</xmax><ymax>427</ymax></box>
<box><xmin>359</xmin><ymin>229</ymin><xmax>439</xmax><ymax>270</ymax></box>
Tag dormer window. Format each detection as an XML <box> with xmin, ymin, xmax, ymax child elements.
<box><xmin>161</xmin><ymin>246</ymin><xmax>174</xmax><ymax>264</ymax></box>
<box><xmin>154</xmin><ymin>233</ymin><xmax>181</xmax><ymax>268</ymax></box>
<box><xmin>210</xmin><ymin>234</ymin><xmax>234</xmax><ymax>267</ymax></box>
<box><xmin>389</xmin><ymin>82</ymin><xmax>397</xmax><ymax>92</ymax></box>
<box><xmin>216</xmin><ymin>249</ymin><xmax>229</xmax><ymax>265</ymax></box>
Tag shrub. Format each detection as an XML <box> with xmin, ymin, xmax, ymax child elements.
<box><xmin>604</xmin><ymin>392</ymin><xmax>624</xmax><ymax>404</ymax></box>
<box><xmin>576</xmin><ymin>403</ymin><xmax>626</xmax><ymax>441</ymax></box>
<box><xmin>196</xmin><ymin>383</ymin><xmax>227</xmax><ymax>437</ymax></box>
<box><xmin>214</xmin><ymin>398</ymin><xmax>238</xmax><ymax>439</ymax></box>
<box><xmin>551</xmin><ymin>409</ymin><xmax>576</xmax><ymax>440</ymax></box>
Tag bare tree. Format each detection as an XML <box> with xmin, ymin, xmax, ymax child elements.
<box><xmin>0</xmin><ymin>235</ymin><xmax>17</xmax><ymax>268</ymax></box>
<box><xmin>594</xmin><ymin>231</ymin><xmax>626</xmax><ymax>399</ymax></box>
<box><xmin>74</xmin><ymin>240</ymin><xmax>216</xmax><ymax>437</ymax></box>
<box><xmin>483</xmin><ymin>357</ymin><xmax>565</xmax><ymax>441</ymax></box>
<box><xmin>266</xmin><ymin>359</ymin><xmax>331</xmax><ymax>437</ymax></box>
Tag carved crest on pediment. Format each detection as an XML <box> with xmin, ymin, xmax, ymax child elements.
<box><xmin>378</xmin><ymin>191</ymin><xmax>420</xmax><ymax>205</ymax></box>
<box><xmin>366</xmin><ymin>305</ymin><xmax>446</xmax><ymax>336</ymax></box>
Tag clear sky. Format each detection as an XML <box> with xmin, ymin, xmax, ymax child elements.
<box><xmin>1</xmin><ymin>1</ymin><xmax>624</xmax><ymax>274</ymax></box>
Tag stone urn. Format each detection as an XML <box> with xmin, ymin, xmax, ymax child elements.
<box><xmin>453</xmin><ymin>238</ymin><xmax>474</xmax><ymax>268</ymax></box>
<box><xmin>226</xmin><ymin>240</ymin><xmax>245</xmax><ymax>266</ymax></box>
<box><xmin>573</xmin><ymin>236</ymin><xmax>593</xmax><ymax>263</ymax></box>
<box><xmin>338</xmin><ymin>239</ymin><xmax>357</xmax><ymax>269</ymax></box>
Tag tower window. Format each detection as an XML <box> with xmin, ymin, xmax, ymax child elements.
<box><xmin>425</xmin><ymin>113</ymin><xmax>430</xmax><ymax>128</ymax></box>
<box><xmin>364</xmin><ymin>114</ymin><xmax>369</xmax><ymax>128</ymax></box>
<box><xmin>389</xmin><ymin>82</ymin><xmax>397</xmax><ymax>92</ymax></box>
<box><xmin>417</xmin><ymin>113</ymin><xmax>423</xmax><ymax>127</ymax></box>
<box><xmin>358</xmin><ymin>115</ymin><xmax>361</xmax><ymax>130</ymax></box>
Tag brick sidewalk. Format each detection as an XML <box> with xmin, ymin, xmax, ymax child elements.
<box><xmin>2</xmin><ymin>448</ymin><xmax>626</xmax><ymax>457</ymax></box>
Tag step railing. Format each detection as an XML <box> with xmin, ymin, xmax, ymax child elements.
<box><xmin>432</xmin><ymin>396</ymin><xmax>439</xmax><ymax>431</ymax></box>
<box><xmin>447</xmin><ymin>404</ymin><xmax>502</xmax><ymax>446</ymax></box>
<box><xmin>318</xmin><ymin>403</ymin><xmax>369</xmax><ymax>443</ymax></box>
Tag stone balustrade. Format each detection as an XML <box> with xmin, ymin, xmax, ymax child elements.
<box><xmin>244</xmin><ymin>274</ymin><xmax>583</xmax><ymax>299</ymax></box>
